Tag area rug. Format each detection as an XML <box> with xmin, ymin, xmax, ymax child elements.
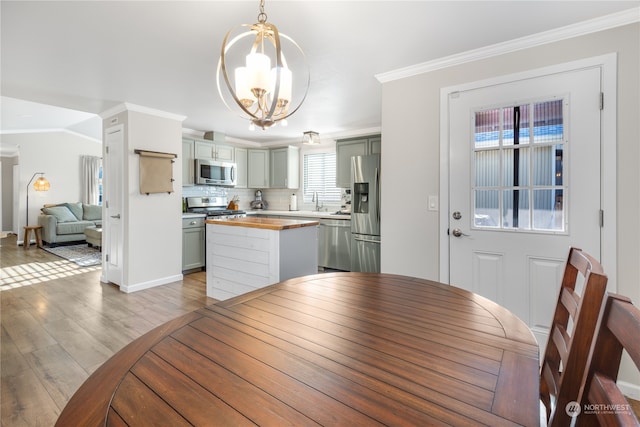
<box><xmin>43</xmin><ymin>244</ymin><xmax>102</xmax><ymax>267</ymax></box>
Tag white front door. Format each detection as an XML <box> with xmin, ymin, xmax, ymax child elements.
<box><xmin>104</xmin><ymin>125</ymin><xmax>124</xmax><ymax>286</ymax></box>
<box><xmin>448</xmin><ymin>67</ymin><xmax>602</xmax><ymax>347</ymax></box>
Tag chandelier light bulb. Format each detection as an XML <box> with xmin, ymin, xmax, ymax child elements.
<box><xmin>246</xmin><ymin>52</ymin><xmax>271</xmax><ymax>96</ymax></box>
<box><xmin>234</xmin><ymin>67</ymin><xmax>254</xmax><ymax>106</ymax></box>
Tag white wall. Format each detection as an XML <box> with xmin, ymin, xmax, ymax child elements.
<box><xmin>102</xmin><ymin>106</ymin><xmax>184</xmax><ymax>292</ymax></box>
<box><xmin>380</xmin><ymin>23</ymin><xmax>639</xmax><ymax>395</ymax></box>
<box><xmin>2</xmin><ymin>131</ymin><xmax>102</xmax><ymax>237</ymax></box>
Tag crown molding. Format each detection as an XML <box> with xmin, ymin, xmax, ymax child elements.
<box><xmin>376</xmin><ymin>7</ymin><xmax>640</xmax><ymax>83</ymax></box>
<box><xmin>0</xmin><ymin>128</ymin><xmax>102</xmax><ymax>144</ymax></box>
<box><xmin>100</xmin><ymin>102</ymin><xmax>186</xmax><ymax>122</ymax></box>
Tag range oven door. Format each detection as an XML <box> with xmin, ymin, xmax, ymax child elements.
<box><xmin>195</xmin><ymin>159</ymin><xmax>237</xmax><ymax>186</ymax></box>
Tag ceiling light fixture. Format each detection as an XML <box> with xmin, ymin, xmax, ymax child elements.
<box><xmin>302</xmin><ymin>131</ymin><xmax>320</xmax><ymax>145</ymax></box>
<box><xmin>217</xmin><ymin>0</ymin><xmax>310</xmax><ymax>130</ymax></box>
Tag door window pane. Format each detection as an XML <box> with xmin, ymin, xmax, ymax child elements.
<box><xmin>533</xmin><ymin>100</ymin><xmax>564</xmax><ymax>144</ymax></box>
<box><xmin>475</xmin><ymin>150</ymin><xmax>500</xmax><ymax>187</ymax></box>
<box><xmin>474</xmin><ymin>109</ymin><xmax>501</xmax><ymax>148</ymax></box>
<box><xmin>533</xmin><ymin>145</ymin><xmax>563</xmax><ymax>186</ymax></box>
<box><xmin>474</xmin><ymin>190</ymin><xmax>500</xmax><ymax>227</ymax></box>
<box><xmin>502</xmin><ymin>104</ymin><xmax>530</xmax><ymax>146</ymax></box>
<box><xmin>473</xmin><ymin>99</ymin><xmax>567</xmax><ymax>233</ymax></box>
<box><xmin>533</xmin><ymin>189</ymin><xmax>564</xmax><ymax>231</ymax></box>
<box><xmin>502</xmin><ymin>189</ymin><xmax>530</xmax><ymax>229</ymax></box>
<box><xmin>502</xmin><ymin>147</ymin><xmax>530</xmax><ymax>187</ymax></box>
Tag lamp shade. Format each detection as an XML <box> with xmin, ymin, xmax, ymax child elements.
<box><xmin>33</xmin><ymin>176</ymin><xmax>50</xmax><ymax>191</ymax></box>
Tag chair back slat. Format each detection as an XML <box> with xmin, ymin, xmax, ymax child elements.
<box><xmin>540</xmin><ymin>247</ymin><xmax>608</xmax><ymax>427</ymax></box>
<box><xmin>561</xmin><ymin>287</ymin><xmax>580</xmax><ymax>319</ymax></box>
<box><xmin>576</xmin><ymin>295</ymin><xmax>640</xmax><ymax>426</ymax></box>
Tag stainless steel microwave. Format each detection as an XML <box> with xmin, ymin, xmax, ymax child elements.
<box><xmin>195</xmin><ymin>158</ymin><xmax>237</xmax><ymax>186</ymax></box>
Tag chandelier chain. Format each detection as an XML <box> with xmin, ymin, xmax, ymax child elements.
<box><xmin>257</xmin><ymin>0</ymin><xmax>267</xmax><ymax>23</ymax></box>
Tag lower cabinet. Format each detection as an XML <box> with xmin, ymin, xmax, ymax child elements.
<box><xmin>182</xmin><ymin>216</ymin><xmax>205</xmax><ymax>271</ymax></box>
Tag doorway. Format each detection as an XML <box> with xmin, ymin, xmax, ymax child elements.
<box><xmin>439</xmin><ymin>55</ymin><xmax>617</xmax><ymax>348</ymax></box>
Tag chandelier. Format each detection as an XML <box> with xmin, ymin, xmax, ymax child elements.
<box><xmin>217</xmin><ymin>0</ymin><xmax>310</xmax><ymax>130</ymax></box>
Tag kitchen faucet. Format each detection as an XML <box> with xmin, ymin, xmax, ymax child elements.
<box><xmin>312</xmin><ymin>191</ymin><xmax>323</xmax><ymax>211</ymax></box>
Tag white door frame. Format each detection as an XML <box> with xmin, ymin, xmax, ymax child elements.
<box><xmin>439</xmin><ymin>53</ymin><xmax>617</xmax><ymax>291</ymax></box>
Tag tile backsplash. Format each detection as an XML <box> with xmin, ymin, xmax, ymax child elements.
<box><xmin>182</xmin><ymin>186</ymin><xmax>342</xmax><ymax>212</ymax></box>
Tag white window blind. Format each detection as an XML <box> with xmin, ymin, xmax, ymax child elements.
<box><xmin>303</xmin><ymin>152</ymin><xmax>342</xmax><ymax>203</ymax></box>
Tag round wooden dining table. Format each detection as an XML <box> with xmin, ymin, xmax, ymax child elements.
<box><xmin>56</xmin><ymin>272</ymin><xmax>540</xmax><ymax>426</ymax></box>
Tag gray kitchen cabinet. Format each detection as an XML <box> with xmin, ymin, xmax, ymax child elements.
<box><xmin>335</xmin><ymin>135</ymin><xmax>381</xmax><ymax>188</ymax></box>
<box><xmin>182</xmin><ymin>216</ymin><xmax>205</xmax><ymax>271</ymax></box>
<box><xmin>270</xmin><ymin>146</ymin><xmax>299</xmax><ymax>189</ymax></box>
<box><xmin>194</xmin><ymin>140</ymin><xmax>234</xmax><ymax>161</ymax></box>
<box><xmin>248</xmin><ymin>149</ymin><xmax>270</xmax><ymax>188</ymax></box>
<box><xmin>182</xmin><ymin>138</ymin><xmax>195</xmax><ymax>186</ymax></box>
<box><xmin>234</xmin><ymin>147</ymin><xmax>248</xmax><ymax>188</ymax></box>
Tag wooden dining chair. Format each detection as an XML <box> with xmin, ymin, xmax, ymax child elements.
<box><xmin>540</xmin><ymin>247</ymin><xmax>608</xmax><ymax>427</ymax></box>
<box><xmin>575</xmin><ymin>294</ymin><xmax>640</xmax><ymax>426</ymax></box>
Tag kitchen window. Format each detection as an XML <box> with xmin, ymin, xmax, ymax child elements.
<box><xmin>303</xmin><ymin>152</ymin><xmax>341</xmax><ymax>203</ymax></box>
<box><xmin>473</xmin><ymin>98</ymin><xmax>566</xmax><ymax>232</ymax></box>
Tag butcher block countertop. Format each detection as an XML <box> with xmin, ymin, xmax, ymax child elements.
<box><xmin>206</xmin><ymin>216</ymin><xmax>319</xmax><ymax>230</ymax></box>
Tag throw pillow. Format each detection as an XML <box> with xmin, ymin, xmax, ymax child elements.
<box><xmin>41</xmin><ymin>206</ymin><xmax>78</xmax><ymax>223</ymax></box>
<box><xmin>64</xmin><ymin>202</ymin><xmax>83</xmax><ymax>221</ymax></box>
<box><xmin>82</xmin><ymin>204</ymin><xmax>102</xmax><ymax>221</ymax></box>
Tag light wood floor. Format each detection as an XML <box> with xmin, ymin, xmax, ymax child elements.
<box><xmin>0</xmin><ymin>234</ymin><xmax>215</xmax><ymax>426</ymax></box>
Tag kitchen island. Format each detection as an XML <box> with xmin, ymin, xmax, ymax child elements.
<box><xmin>206</xmin><ymin>217</ymin><xmax>319</xmax><ymax>300</ymax></box>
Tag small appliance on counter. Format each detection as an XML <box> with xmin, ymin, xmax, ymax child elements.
<box><xmin>250</xmin><ymin>189</ymin><xmax>268</xmax><ymax>210</ymax></box>
<box><xmin>226</xmin><ymin>195</ymin><xmax>239</xmax><ymax>210</ymax></box>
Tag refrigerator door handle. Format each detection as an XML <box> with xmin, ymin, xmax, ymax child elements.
<box><xmin>375</xmin><ymin>167</ymin><xmax>380</xmax><ymax>224</ymax></box>
<box><xmin>353</xmin><ymin>235</ymin><xmax>381</xmax><ymax>243</ymax></box>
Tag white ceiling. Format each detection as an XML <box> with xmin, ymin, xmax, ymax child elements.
<box><xmin>1</xmin><ymin>1</ymin><xmax>638</xmax><ymax>146</ymax></box>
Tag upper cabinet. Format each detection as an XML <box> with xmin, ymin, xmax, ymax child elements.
<box><xmin>335</xmin><ymin>135</ymin><xmax>381</xmax><ymax>188</ymax></box>
<box><xmin>182</xmin><ymin>138</ymin><xmax>195</xmax><ymax>186</ymax></box>
<box><xmin>194</xmin><ymin>140</ymin><xmax>234</xmax><ymax>162</ymax></box>
<box><xmin>270</xmin><ymin>146</ymin><xmax>300</xmax><ymax>189</ymax></box>
<box><xmin>234</xmin><ymin>147</ymin><xmax>248</xmax><ymax>189</ymax></box>
<box><xmin>248</xmin><ymin>149</ymin><xmax>270</xmax><ymax>189</ymax></box>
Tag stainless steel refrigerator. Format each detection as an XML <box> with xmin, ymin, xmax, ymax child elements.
<box><xmin>350</xmin><ymin>154</ymin><xmax>381</xmax><ymax>272</ymax></box>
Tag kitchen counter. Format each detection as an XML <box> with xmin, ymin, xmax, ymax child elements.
<box><xmin>246</xmin><ymin>209</ymin><xmax>351</xmax><ymax>219</ymax></box>
<box><xmin>206</xmin><ymin>217</ymin><xmax>319</xmax><ymax>230</ymax></box>
<box><xmin>206</xmin><ymin>216</ymin><xmax>318</xmax><ymax>300</ymax></box>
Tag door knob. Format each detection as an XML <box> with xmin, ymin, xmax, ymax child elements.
<box><xmin>452</xmin><ymin>228</ymin><xmax>469</xmax><ymax>237</ymax></box>
<box><xmin>110</xmin><ymin>214</ymin><xmax>121</xmax><ymax>219</ymax></box>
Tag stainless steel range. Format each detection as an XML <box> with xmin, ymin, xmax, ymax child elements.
<box><xmin>186</xmin><ymin>196</ymin><xmax>246</xmax><ymax>219</ymax></box>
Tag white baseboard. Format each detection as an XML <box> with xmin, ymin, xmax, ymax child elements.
<box><xmin>119</xmin><ymin>274</ymin><xmax>184</xmax><ymax>293</ymax></box>
<box><xmin>619</xmin><ymin>380</ymin><xmax>640</xmax><ymax>400</ymax></box>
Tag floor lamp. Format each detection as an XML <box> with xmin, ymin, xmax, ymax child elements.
<box><xmin>26</xmin><ymin>172</ymin><xmax>50</xmax><ymax>226</ymax></box>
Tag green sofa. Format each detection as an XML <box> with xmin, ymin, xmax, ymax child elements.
<box><xmin>37</xmin><ymin>202</ymin><xmax>102</xmax><ymax>246</ymax></box>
